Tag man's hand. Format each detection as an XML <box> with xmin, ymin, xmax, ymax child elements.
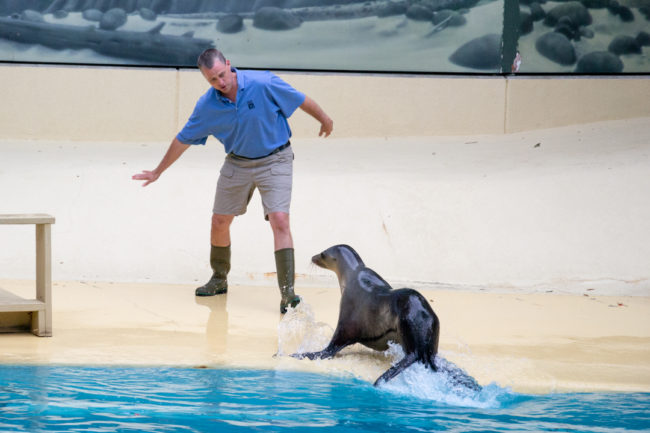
<box><xmin>319</xmin><ymin>116</ymin><xmax>334</xmax><ymax>138</ymax></box>
<box><xmin>132</xmin><ymin>170</ymin><xmax>160</xmax><ymax>187</ymax></box>
<box><xmin>132</xmin><ymin>138</ymin><xmax>190</xmax><ymax>187</ymax></box>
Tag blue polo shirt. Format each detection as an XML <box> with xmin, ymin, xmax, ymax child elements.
<box><xmin>177</xmin><ymin>69</ymin><xmax>306</xmax><ymax>158</ymax></box>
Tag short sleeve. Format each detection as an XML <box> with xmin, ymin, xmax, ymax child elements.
<box><xmin>266</xmin><ymin>74</ymin><xmax>306</xmax><ymax>118</ymax></box>
<box><xmin>176</xmin><ymin>93</ymin><xmax>211</xmax><ymax>145</ymax></box>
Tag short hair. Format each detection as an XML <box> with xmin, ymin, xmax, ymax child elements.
<box><xmin>197</xmin><ymin>48</ymin><xmax>227</xmax><ymax>69</ymax></box>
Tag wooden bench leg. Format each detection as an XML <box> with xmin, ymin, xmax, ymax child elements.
<box><xmin>34</xmin><ymin>223</ymin><xmax>52</xmax><ymax>337</ymax></box>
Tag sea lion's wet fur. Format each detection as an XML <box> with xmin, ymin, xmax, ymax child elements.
<box><xmin>295</xmin><ymin>244</ymin><xmax>441</xmax><ymax>386</ymax></box>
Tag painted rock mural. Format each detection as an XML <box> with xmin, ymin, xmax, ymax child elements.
<box><xmin>0</xmin><ymin>0</ymin><xmax>647</xmax><ymax>72</ymax></box>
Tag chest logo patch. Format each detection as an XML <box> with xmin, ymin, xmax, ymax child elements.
<box><xmin>247</xmin><ymin>100</ymin><xmax>255</xmax><ymax>110</ymax></box>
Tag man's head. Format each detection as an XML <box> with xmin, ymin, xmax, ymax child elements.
<box><xmin>197</xmin><ymin>48</ymin><xmax>226</xmax><ymax>70</ymax></box>
<box><xmin>197</xmin><ymin>48</ymin><xmax>236</xmax><ymax>95</ymax></box>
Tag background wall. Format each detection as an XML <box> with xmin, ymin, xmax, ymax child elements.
<box><xmin>1</xmin><ymin>65</ymin><xmax>649</xmax><ymax>141</ymax></box>
<box><xmin>1</xmin><ymin>64</ymin><xmax>649</xmax><ymax>297</ymax></box>
<box><xmin>1</xmin><ymin>119</ymin><xmax>648</xmax><ymax>296</ymax></box>
<box><xmin>505</xmin><ymin>76</ymin><xmax>650</xmax><ymax>132</ymax></box>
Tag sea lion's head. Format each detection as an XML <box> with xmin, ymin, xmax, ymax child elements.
<box><xmin>312</xmin><ymin>244</ymin><xmax>364</xmax><ymax>274</ymax></box>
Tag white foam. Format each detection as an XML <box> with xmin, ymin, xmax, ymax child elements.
<box><xmin>377</xmin><ymin>361</ymin><xmax>510</xmax><ymax>408</ymax></box>
<box><xmin>276</xmin><ymin>300</ymin><xmax>334</xmax><ymax>357</ymax></box>
<box><xmin>278</xmin><ymin>302</ymin><xmax>512</xmax><ymax>407</ymax></box>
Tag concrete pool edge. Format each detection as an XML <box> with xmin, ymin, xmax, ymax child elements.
<box><xmin>0</xmin><ymin>279</ymin><xmax>648</xmax><ymax>395</ymax></box>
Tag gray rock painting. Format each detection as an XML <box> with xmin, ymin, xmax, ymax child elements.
<box><xmin>0</xmin><ymin>7</ymin><xmax>213</xmax><ymax>64</ymax></box>
<box><xmin>449</xmin><ymin>33</ymin><xmax>502</xmax><ymax>70</ymax></box>
<box><xmin>519</xmin><ymin>0</ymin><xmax>650</xmax><ymax>72</ymax></box>
<box><xmin>536</xmin><ymin>31</ymin><xmax>577</xmax><ymax>65</ymax></box>
<box><xmin>217</xmin><ymin>14</ymin><xmax>243</xmax><ymax>33</ymax></box>
<box><xmin>253</xmin><ymin>7</ymin><xmax>302</xmax><ymax>30</ymax></box>
<box><xmin>575</xmin><ymin>50</ymin><xmax>624</xmax><ymax>71</ymax></box>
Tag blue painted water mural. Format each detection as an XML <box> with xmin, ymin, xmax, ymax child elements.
<box><xmin>0</xmin><ymin>365</ymin><xmax>648</xmax><ymax>432</ymax></box>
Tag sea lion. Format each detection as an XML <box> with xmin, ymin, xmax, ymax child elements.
<box><xmin>293</xmin><ymin>244</ymin><xmax>442</xmax><ymax>386</ymax></box>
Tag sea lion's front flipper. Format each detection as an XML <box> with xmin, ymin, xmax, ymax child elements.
<box><xmin>291</xmin><ymin>341</ymin><xmax>347</xmax><ymax>360</ymax></box>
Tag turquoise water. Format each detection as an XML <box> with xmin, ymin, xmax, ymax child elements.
<box><xmin>0</xmin><ymin>365</ymin><xmax>648</xmax><ymax>432</ymax></box>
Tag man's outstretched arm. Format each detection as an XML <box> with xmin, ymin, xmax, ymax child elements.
<box><xmin>300</xmin><ymin>95</ymin><xmax>333</xmax><ymax>138</ymax></box>
<box><xmin>132</xmin><ymin>137</ymin><xmax>190</xmax><ymax>186</ymax></box>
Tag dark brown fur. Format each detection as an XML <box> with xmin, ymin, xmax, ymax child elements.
<box><xmin>293</xmin><ymin>244</ymin><xmax>440</xmax><ymax>386</ymax></box>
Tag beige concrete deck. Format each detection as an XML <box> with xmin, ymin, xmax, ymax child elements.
<box><xmin>0</xmin><ymin>279</ymin><xmax>648</xmax><ymax>394</ymax></box>
<box><xmin>1</xmin><ymin>117</ymin><xmax>649</xmax><ymax>394</ymax></box>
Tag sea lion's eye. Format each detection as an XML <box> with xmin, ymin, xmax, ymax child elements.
<box><xmin>320</xmin><ymin>253</ymin><xmax>326</xmax><ymax>260</ymax></box>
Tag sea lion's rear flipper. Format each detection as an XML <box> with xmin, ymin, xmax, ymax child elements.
<box><xmin>435</xmin><ymin>357</ymin><xmax>482</xmax><ymax>392</ymax></box>
<box><xmin>373</xmin><ymin>353</ymin><xmax>418</xmax><ymax>386</ymax></box>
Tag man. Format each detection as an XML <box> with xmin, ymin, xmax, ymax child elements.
<box><xmin>133</xmin><ymin>48</ymin><xmax>333</xmax><ymax>313</ymax></box>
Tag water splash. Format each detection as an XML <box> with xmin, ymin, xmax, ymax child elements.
<box><xmin>277</xmin><ymin>300</ymin><xmax>334</xmax><ymax>356</ymax></box>
<box><xmin>277</xmin><ymin>301</ymin><xmax>514</xmax><ymax>408</ymax></box>
<box><xmin>377</xmin><ymin>361</ymin><xmax>512</xmax><ymax>409</ymax></box>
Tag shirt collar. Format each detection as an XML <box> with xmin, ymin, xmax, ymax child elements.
<box><xmin>233</xmin><ymin>67</ymin><xmax>246</xmax><ymax>91</ymax></box>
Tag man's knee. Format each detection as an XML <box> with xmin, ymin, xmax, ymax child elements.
<box><xmin>212</xmin><ymin>214</ymin><xmax>233</xmax><ymax>231</ymax></box>
<box><xmin>268</xmin><ymin>212</ymin><xmax>290</xmax><ymax>232</ymax></box>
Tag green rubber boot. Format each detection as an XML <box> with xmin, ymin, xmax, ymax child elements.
<box><xmin>195</xmin><ymin>245</ymin><xmax>230</xmax><ymax>296</ymax></box>
<box><xmin>275</xmin><ymin>248</ymin><xmax>301</xmax><ymax>314</ymax></box>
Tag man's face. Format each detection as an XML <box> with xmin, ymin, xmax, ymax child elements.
<box><xmin>200</xmin><ymin>59</ymin><xmax>235</xmax><ymax>94</ymax></box>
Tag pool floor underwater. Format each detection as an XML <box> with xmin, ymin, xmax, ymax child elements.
<box><xmin>0</xmin><ymin>365</ymin><xmax>648</xmax><ymax>432</ymax></box>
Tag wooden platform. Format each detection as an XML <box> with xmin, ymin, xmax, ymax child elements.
<box><xmin>0</xmin><ymin>288</ymin><xmax>47</xmax><ymax>312</ymax></box>
<box><xmin>0</xmin><ymin>213</ymin><xmax>55</xmax><ymax>336</ymax></box>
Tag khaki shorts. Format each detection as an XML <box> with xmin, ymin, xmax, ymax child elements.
<box><xmin>213</xmin><ymin>146</ymin><xmax>293</xmax><ymax>219</ymax></box>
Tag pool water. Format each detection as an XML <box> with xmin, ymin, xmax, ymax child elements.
<box><xmin>0</xmin><ymin>365</ymin><xmax>648</xmax><ymax>432</ymax></box>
